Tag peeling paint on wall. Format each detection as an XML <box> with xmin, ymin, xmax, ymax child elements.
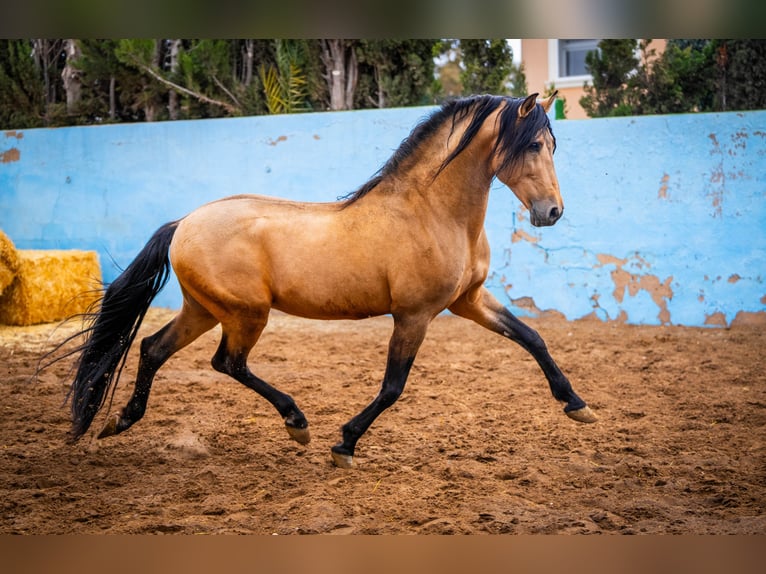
<box><xmin>1</xmin><ymin>147</ymin><xmax>19</xmax><ymax>163</ymax></box>
<box><xmin>658</xmin><ymin>173</ymin><xmax>670</xmax><ymax>199</ymax></box>
<box><xmin>509</xmin><ymin>296</ymin><xmax>566</xmax><ymax>320</ymax></box>
<box><xmin>268</xmin><ymin>135</ymin><xmax>288</xmax><ymax>146</ymax></box>
<box><xmin>511</xmin><ymin>229</ymin><xmax>539</xmax><ymax>244</ymax></box>
<box><xmin>611</xmin><ymin>268</ymin><xmax>674</xmax><ymax>325</ymax></box>
<box><xmin>592</xmin><ymin>253</ymin><xmax>674</xmax><ymax>325</ymax></box>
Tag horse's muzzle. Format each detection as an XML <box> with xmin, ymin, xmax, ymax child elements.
<box><xmin>530</xmin><ymin>200</ymin><xmax>563</xmax><ymax>227</ymax></box>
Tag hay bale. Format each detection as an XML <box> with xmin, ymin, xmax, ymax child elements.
<box><xmin>0</xmin><ymin>249</ymin><xmax>102</xmax><ymax>326</ymax></box>
<box><xmin>0</xmin><ymin>229</ymin><xmax>19</xmax><ymax>296</ymax></box>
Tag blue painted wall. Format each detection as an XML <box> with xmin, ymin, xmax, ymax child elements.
<box><xmin>2</xmin><ymin>107</ymin><xmax>765</xmax><ymax>326</ymax></box>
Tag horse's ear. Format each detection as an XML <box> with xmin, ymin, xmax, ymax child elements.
<box><xmin>542</xmin><ymin>90</ymin><xmax>558</xmax><ymax>113</ymax></box>
<box><xmin>519</xmin><ymin>93</ymin><xmax>539</xmax><ymax>119</ymax></box>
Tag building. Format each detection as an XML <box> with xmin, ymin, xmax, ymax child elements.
<box><xmin>520</xmin><ymin>39</ymin><xmax>666</xmax><ymax>119</ymax></box>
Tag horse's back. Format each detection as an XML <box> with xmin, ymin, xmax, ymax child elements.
<box><xmin>169</xmin><ymin>194</ymin><xmax>395</xmax><ymax>319</ymax></box>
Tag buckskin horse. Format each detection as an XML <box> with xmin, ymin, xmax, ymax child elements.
<box><xmin>64</xmin><ymin>92</ymin><xmax>596</xmax><ymax>468</ymax></box>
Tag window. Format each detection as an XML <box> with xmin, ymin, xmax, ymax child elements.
<box><xmin>559</xmin><ymin>40</ymin><xmax>598</xmax><ymax>77</ymax></box>
<box><xmin>548</xmin><ymin>39</ymin><xmax>599</xmax><ymax>88</ymax></box>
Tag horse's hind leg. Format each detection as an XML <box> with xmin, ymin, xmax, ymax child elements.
<box><xmin>211</xmin><ymin>317</ymin><xmax>310</xmax><ymax>445</ymax></box>
<box><xmin>98</xmin><ymin>300</ymin><xmax>218</xmax><ymax>438</ymax></box>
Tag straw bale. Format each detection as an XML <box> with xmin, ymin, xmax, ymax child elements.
<box><xmin>0</xmin><ymin>249</ymin><xmax>102</xmax><ymax>326</ymax></box>
<box><xmin>0</xmin><ymin>229</ymin><xmax>19</xmax><ymax>296</ymax></box>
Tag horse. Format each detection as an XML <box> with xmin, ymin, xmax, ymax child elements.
<box><xmin>63</xmin><ymin>91</ymin><xmax>596</xmax><ymax>469</ymax></box>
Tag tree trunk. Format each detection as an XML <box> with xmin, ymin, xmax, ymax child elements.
<box><xmin>144</xmin><ymin>40</ymin><xmax>162</xmax><ymax>121</ymax></box>
<box><xmin>344</xmin><ymin>46</ymin><xmax>358</xmax><ymax>109</ymax></box>
<box><xmin>168</xmin><ymin>39</ymin><xmax>181</xmax><ymax>119</ymax></box>
<box><xmin>243</xmin><ymin>39</ymin><xmax>254</xmax><ymax>86</ymax></box>
<box><xmin>374</xmin><ymin>64</ymin><xmax>385</xmax><ymax>108</ymax></box>
<box><xmin>320</xmin><ymin>40</ymin><xmax>358</xmax><ymax>110</ymax></box>
<box><xmin>109</xmin><ymin>76</ymin><xmax>116</xmax><ymax>120</ymax></box>
<box><xmin>62</xmin><ymin>39</ymin><xmax>82</xmax><ymax>114</ymax></box>
<box><xmin>31</xmin><ymin>40</ymin><xmax>48</xmax><ymax>104</ymax></box>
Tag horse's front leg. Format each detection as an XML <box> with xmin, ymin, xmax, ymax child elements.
<box><xmin>331</xmin><ymin>313</ymin><xmax>430</xmax><ymax>468</ymax></box>
<box><xmin>450</xmin><ymin>287</ymin><xmax>597</xmax><ymax>423</ymax></box>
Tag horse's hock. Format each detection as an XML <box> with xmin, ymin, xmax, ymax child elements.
<box><xmin>0</xmin><ymin>229</ymin><xmax>102</xmax><ymax>326</ymax></box>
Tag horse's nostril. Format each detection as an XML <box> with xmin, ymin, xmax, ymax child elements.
<box><xmin>549</xmin><ymin>206</ymin><xmax>560</xmax><ymax>220</ymax></box>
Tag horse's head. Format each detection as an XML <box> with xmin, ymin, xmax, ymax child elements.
<box><xmin>493</xmin><ymin>92</ymin><xmax>563</xmax><ymax>227</ymax></box>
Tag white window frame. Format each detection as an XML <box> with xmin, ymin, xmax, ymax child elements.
<box><xmin>547</xmin><ymin>39</ymin><xmax>598</xmax><ymax>89</ymax></box>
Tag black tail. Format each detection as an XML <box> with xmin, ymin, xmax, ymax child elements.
<box><xmin>68</xmin><ymin>221</ymin><xmax>178</xmax><ymax>441</ymax></box>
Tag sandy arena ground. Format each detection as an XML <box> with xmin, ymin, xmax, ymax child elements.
<box><xmin>1</xmin><ymin>308</ymin><xmax>764</xmax><ymax>534</ymax></box>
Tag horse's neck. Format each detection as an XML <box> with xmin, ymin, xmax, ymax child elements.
<box><xmin>355</xmin><ymin>116</ymin><xmax>498</xmax><ymax>238</ymax></box>
<box><xmin>396</xmin><ymin>135</ymin><xmax>495</xmax><ymax>234</ymax></box>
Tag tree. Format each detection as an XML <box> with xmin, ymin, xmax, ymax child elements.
<box><xmin>167</xmin><ymin>39</ymin><xmax>182</xmax><ymax>120</ymax></box>
<box><xmin>0</xmin><ymin>38</ymin><xmax>540</xmax><ymax>128</ymax></box>
<box><xmin>714</xmin><ymin>39</ymin><xmax>766</xmax><ymax>112</ymax></box>
<box><xmin>432</xmin><ymin>39</ymin><xmax>525</xmax><ymax>100</ymax></box>
<box><xmin>579</xmin><ymin>39</ymin><xmax>639</xmax><ymax>117</ymax></box>
<box><xmin>459</xmin><ymin>39</ymin><xmax>514</xmax><ymax>95</ymax></box>
<box><xmin>113</xmin><ymin>39</ymin><xmax>171</xmax><ymax>121</ymax></box>
<box><xmin>74</xmin><ymin>39</ymin><xmax>171</xmax><ymax>124</ymax></box>
<box><xmin>61</xmin><ymin>39</ymin><xmax>82</xmax><ymax>115</ymax></box>
<box><xmin>319</xmin><ymin>40</ymin><xmax>358</xmax><ymax>111</ymax></box>
<box><xmin>581</xmin><ymin>39</ymin><xmax>716</xmax><ymax>117</ymax></box>
<box><xmin>0</xmin><ymin>40</ymin><xmax>46</xmax><ymax>128</ymax></box>
<box><xmin>581</xmin><ymin>39</ymin><xmax>766</xmax><ymax>118</ymax></box>
<box><xmin>638</xmin><ymin>40</ymin><xmax>716</xmax><ymax>114</ymax></box>
<box><xmin>507</xmin><ymin>61</ymin><xmax>528</xmax><ymax>97</ymax></box>
<box><xmin>31</xmin><ymin>39</ymin><xmax>67</xmax><ymax>121</ymax></box>
<box><xmin>356</xmin><ymin>40</ymin><xmax>437</xmax><ymax>108</ymax></box>
<box><xmin>76</xmin><ymin>39</ymin><xmax>125</xmax><ymax>122</ymax></box>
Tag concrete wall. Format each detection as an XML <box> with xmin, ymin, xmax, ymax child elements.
<box><xmin>2</xmin><ymin>107</ymin><xmax>764</xmax><ymax>327</ymax></box>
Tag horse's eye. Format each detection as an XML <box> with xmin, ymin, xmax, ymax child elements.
<box><xmin>528</xmin><ymin>142</ymin><xmax>542</xmax><ymax>153</ymax></box>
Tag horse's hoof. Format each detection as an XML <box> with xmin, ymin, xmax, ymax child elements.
<box><xmin>97</xmin><ymin>413</ymin><xmax>120</xmax><ymax>439</ymax></box>
<box><xmin>331</xmin><ymin>450</ymin><xmax>354</xmax><ymax>469</ymax></box>
<box><xmin>286</xmin><ymin>424</ymin><xmax>311</xmax><ymax>445</ymax></box>
<box><xmin>566</xmin><ymin>405</ymin><xmax>597</xmax><ymax>423</ymax></box>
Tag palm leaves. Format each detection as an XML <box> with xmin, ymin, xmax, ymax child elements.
<box><xmin>259</xmin><ymin>40</ymin><xmax>310</xmax><ymax>114</ymax></box>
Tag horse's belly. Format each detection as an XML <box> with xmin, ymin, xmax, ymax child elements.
<box><xmin>269</xmin><ymin>266</ymin><xmax>392</xmax><ymax>320</ymax></box>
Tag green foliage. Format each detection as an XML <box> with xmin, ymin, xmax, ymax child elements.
<box><xmin>459</xmin><ymin>39</ymin><xmax>514</xmax><ymax>95</ymax></box>
<box><xmin>581</xmin><ymin>39</ymin><xmax>766</xmax><ymax>118</ymax></box>
<box><xmin>356</xmin><ymin>40</ymin><xmax>437</xmax><ymax>108</ymax></box>
<box><xmin>0</xmin><ymin>40</ymin><xmax>45</xmax><ymax>129</ymax></box>
<box><xmin>715</xmin><ymin>39</ymin><xmax>766</xmax><ymax>112</ymax></box>
<box><xmin>507</xmin><ymin>62</ymin><xmax>528</xmax><ymax>97</ymax></box>
<box><xmin>10</xmin><ymin>39</ymin><xmax>762</xmax><ymax>128</ymax></box>
<box><xmin>432</xmin><ymin>39</ymin><xmax>525</xmax><ymax>100</ymax></box>
<box><xmin>114</xmin><ymin>39</ymin><xmax>156</xmax><ymax>68</ymax></box>
<box><xmin>75</xmin><ymin>39</ymin><xmax>143</xmax><ymax>123</ymax></box>
<box><xmin>579</xmin><ymin>40</ymin><xmax>639</xmax><ymax>117</ymax></box>
<box><xmin>176</xmin><ymin>40</ymin><xmax>240</xmax><ymax>118</ymax></box>
<box><xmin>635</xmin><ymin>40</ymin><xmax>716</xmax><ymax>114</ymax></box>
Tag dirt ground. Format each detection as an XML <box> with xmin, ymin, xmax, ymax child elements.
<box><xmin>1</xmin><ymin>308</ymin><xmax>764</xmax><ymax>534</ymax></box>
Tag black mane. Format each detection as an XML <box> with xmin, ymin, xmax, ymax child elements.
<box><xmin>341</xmin><ymin>94</ymin><xmax>555</xmax><ymax>206</ymax></box>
